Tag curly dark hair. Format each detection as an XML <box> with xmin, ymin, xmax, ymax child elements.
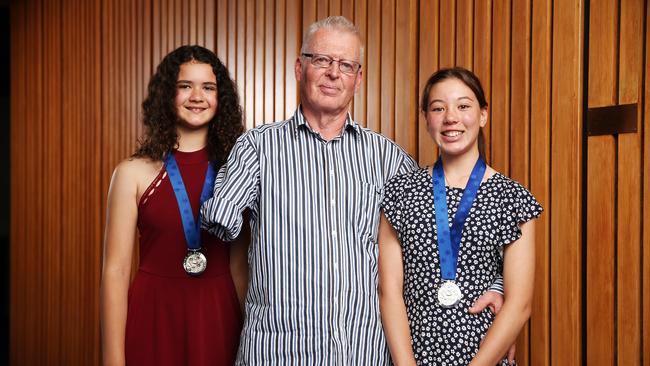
<box><xmin>134</xmin><ymin>45</ymin><xmax>244</xmax><ymax>169</ymax></box>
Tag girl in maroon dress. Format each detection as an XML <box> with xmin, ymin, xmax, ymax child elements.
<box><xmin>101</xmin><ymin>45</ymin><xmax>247</xmax><ymax>366</ymax></box>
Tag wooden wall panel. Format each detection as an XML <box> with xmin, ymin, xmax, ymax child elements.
<box><xmin>550</xmin><ymin>1</ymin><xmax>583</xmax><ymax>365</ymax></box>
<box><xmin>472</xmin><ymin>0</ymin><xmax>491</xmax><ymax>162</ymax></box>
<box><xmin>379</xmin><ymin>0</ymin><xmax>395</xmax><ymax>138</ymax></box>
<box><xmin>365</xmin><ymin>0</ymin><xmax>380</xmax><ymax>132</ymax></box>
<box><xmin>490</xmin><ymin>0</ymin><xmax>510</xmax><ymax>174</ymax></box>
<box><xmin>254</xmin><ymin>0</ymin><xmax>264</xmax><ymax>126</ymax></box>
<box><xmin>455</xmin><ymin>0</ymin><xmax>473</xmax><ymax>69</ymax></box>
<box><xmin>529</xmin><ymin>1</ymin><xmax>552</xmax><ymax>364</ymax></box>
<box><xmin>393</xmin><ymin>0</ymin><xmax>417</xmax><ymax>156</ymax></box>
<box><xmin>417</xmin><ymin>0</ymin><xmax>439</xmax><ymax>168</ymax></box>
<box><xmin>43</xmin><ymin>0</ymin><xmax>62</xmax><ymax>362</ymax></box>
<box><xmin>586</xmin><ymin>136</ymin><xmax>616</xmax><ymax>366</ymax></box>
<box><xmin>616</xmin><ymin>0</ymin><xmax>643</xmax><ymax>364</ymax></box>
<box><xmin>586</xmin><ymin>0</ymin><xmax>617</xmax><ymax>363</ymax></box>
<box><xmin>273</xmin><ymin>0</ymin><xmax>285</xmax><ymax>121</ymax></box>
<box><xmin>245</xmin><ymin>0</ymin><xmax>254</xmax><ymax>128</ymax></box>
<box><xmin>510</xmin><ymin>1</ymin><xmax>532</xmax><ymax>361</ymax></box>
<box><xmin>264</xmin><ymin>0</ymin><xmax>275</xmax><ymax>122</ymax></box>
<box><xmin>13</xmin><ymin>0</ymin><xmax>650</xmax><ymax>365</ymax></box>
<box><xmin>9</xmin><ymin>2</ymin><xmax>25</xmax><ymax>365</ymax></box>
<box><xmin>439</xmin><ymin>0</ymin><xmax>455</xmax><ymax>68</ymax></box>
<box><xmin>644</xmin><ymin>2</ymin><xmax>650</xmax><ymax>362</ymax></box>
<box><xmin>352</xmin><ymin>0</ymin><xmax>366</xmax><ymax>125</ymax></box>
<box><xmin>587</xmin><ymin>0</ymin><xmax>618</xmax><ymax>107</ymax></box>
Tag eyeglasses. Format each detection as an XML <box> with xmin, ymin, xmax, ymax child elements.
<box><xmin>301</xmin><ymin>53</ymin><xmax>361</xmax><ymax>75</ymax></box>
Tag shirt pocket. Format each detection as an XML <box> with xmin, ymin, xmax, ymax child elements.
<box><xmin>349</xmin><ymin>181</ymin><xmax>382</xmax><ymax>245</ymax></box>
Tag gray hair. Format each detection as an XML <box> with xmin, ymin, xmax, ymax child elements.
<box><xmin>300</xmin><ymin>16</ymin><xmax>365</xmax><ymax>61</ymax></box>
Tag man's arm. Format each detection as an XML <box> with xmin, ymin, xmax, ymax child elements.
<box><xmin>201</xmin><ymin>134</ymin><xmax>260</xmax><ymax>241</ymax></box>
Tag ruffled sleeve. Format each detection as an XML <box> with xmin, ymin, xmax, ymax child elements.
<box><xmin>498</xmin><ymin>179</ymin><xmax>543</xmax><ymax>247</ymax></box>
<box><xmin>381</xmin><ymin>172</ymin><xmax>410</xmax><ymax>235</ymax></box>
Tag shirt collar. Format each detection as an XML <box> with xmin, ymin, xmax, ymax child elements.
<box><xmin>292</xmin><ymin>106</ymin><xmax>361</xmax><ymax>139</ymax></box>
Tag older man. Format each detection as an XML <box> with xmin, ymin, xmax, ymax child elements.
<box><xmin>201</xmin><ymin>16</ymin><xmax>505</xmax><ymax>365</ymax></box>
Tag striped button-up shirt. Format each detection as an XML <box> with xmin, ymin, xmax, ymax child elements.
<box><xmin>201</xmin><ymin>108</ymin><xmax>418</xmax><ymax>365</ymax></box>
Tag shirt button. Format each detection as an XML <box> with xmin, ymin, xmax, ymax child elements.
<box><xmin>330</xmin><ymin>199</ymin><xmax>335</xmax><ymax>206</ymax></box>
<box><xmin>332</xmin><ymin>230</ymin><xmax>337</xmax><ymax>236</ymax></box>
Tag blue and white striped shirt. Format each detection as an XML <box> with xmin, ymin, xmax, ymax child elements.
<box><xmin>201</xmin><ymin>108</ymin><xmax>418</xmax><ymax>365</ymax></box>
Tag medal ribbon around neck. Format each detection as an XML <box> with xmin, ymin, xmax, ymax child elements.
<box><xmin>431</xmin><ymin>157</ymin><xmax>486</xmax><ymax>281</ymax></box>
<box><xmin>165</xmin><ymin>152</ymin><xmax>216</xmax><ymax>251</ymax></box>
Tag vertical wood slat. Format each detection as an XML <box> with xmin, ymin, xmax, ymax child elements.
<box><xmin>329</xmin><ymin>0</ymin><xmax>340</xmax><ymax>15</ymax></box>
<box><xmin>215</xmin><ymin>0</ymin><xmax>227</xmax><ymax>62</ymax></box>
<box><xmin>284</xmin><ymin>0</ymin><xmax>299</xmax><ymax>116</ymax></box>
<box><xmin>45</xmin><ymin>0</ymin><xmax>62</xmax><ymax>362</ymax></box>
<box><xmin>91</xmin><ymin>1</ymin><xmax>104</xmax><ymax>363</ymax></box>
<box><xmin>585</xmin><ymin>0</ymin><xmax>618</xmax><ymax>364</ymax></box>
<box><xmin>365</xmin><ymin>0</ymin><xmax>380</xmax><ymax>132</ymax></box>
<box><xmin>11</xmin><ymin>2</ymin><xmax>27</xmax><ymax>365</ymax></box>
<box><xmin>245</xmin><ymin>0</ymin><xmax>254</xmax><ymax>128</ymax></box>
<box><xmin>352</xmin><ymin>0</ymin><xmax>366</xmax><ymax>125</ymax></box>
<box><xmin>587</xmin><ymin>0</ymin><xmax>618</xmax><ymax>107</ymax></box>
<box><xmin>236</xmin><ymin>0</ymin><xmax>246</xmax><ymax>120</ymax></box>
<box><xmin>490</xmin><ymin>0</ymin><xmax>510</xmax><ymax>174</ymax></box>
<box><xmin>254</xmin><ymin>0</ymin><xmax>264</xmax><ymax>126</ymax></box>
<box><xmin>550</xmin><ymin>1</ymin><xmax>583</xmax><ymax>365</ymax></box>
<box><xmin>455</xmin><ymin>0</ymin><xmax>472</xmax><ymax>69</ymax></box>
<box><xmin>616</xmin><ymin>1</ymin><xmax>644</xmax><ymax>365</ymax></box>
<box><xmin>529</xmin><ymin>0</ymin><xmax>552</xmax><ymax>365</ymax></box>
<box><xmin>62</xmin><ymin>0</ymin><xmax>76</xmax><ymax>360</ymax></box>
<box><xmin>264</xmin><ymin>0</ymin><xmax>275</xmax><ymax>123</ymax></box>
<box><xmin>585</xmin><ymin>136</ymin><xmax>616</xmax><ymax>366</ymax></box>
<box><xmin>473</xmin><ymin>0</ymin><xmax>491</xmax><ymax>163</ymax></box>
<box><xmin>226</xmin><ymin>0</ymin><xmax>236</xmax><ymax>71</ymax></box>
<box><xmin>438</xmin><ymin>0</ymin><xmax>455</xmax><ymax>68</ymax></box>
<box><xmin>27</xmin><ymin>0</ymin><xmax>44</xmax><ymax>364</ymax></box>
<box><xmin>393</xmin><ymin>0</ymin><xmax>417</xmax><ymax>156</ymax></box>
<box><xmin>644</xmin><ymin>1</ymin><xmax>650</xmax><ymax>362</ymax></box>
<box><xmin>303</xmin><ymin>0</ymin><xmax>316</xmax><ymax>35</ymax></box>
<box><xmin>274</xmin><ymin>0</ymin><xmax>286</xmax><ymax>121</ymax></box>
<box><xmin>197</xmin><ymin>0</ymin><xmax>206</xmax><ymax>46</ymax></box>
<box><xmin>417</xmin><ymin>0</ymin><xmax>439</xmax><ymax>167</ymax></box>
<box><xmin>316</xmin><ymin>0</ymin><xmax>328</xmax><ymax>19</ymax></box>
<box><xmin>379</xmin><ymin>0</ymin><xmax>395</xmax><ymax>138</ymax></box>
<box><xmin>510</xmin><ymin>0</ymin><xmax>532</xmax><ymax>361</ymax></box>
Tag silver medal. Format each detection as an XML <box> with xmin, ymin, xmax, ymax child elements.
<box><xmin>437</xmin><ymin>281</ymin><xmax>462</xmax><ymax>308</ymax></box>
<box><xmin>183</xmin><ymin>250</ymin><xmax>207</xmax><ymax>276</ymax></box>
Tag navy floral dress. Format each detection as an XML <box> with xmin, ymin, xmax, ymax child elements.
<box><xmin>382</xmin><ymin>168</ymin><xmax>542</xmax><ymax>365</ymax></box>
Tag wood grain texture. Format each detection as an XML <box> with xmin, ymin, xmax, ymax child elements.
<box><xmin>490</xmin><ymin>0</ymin><xmax>510</xmax><ymax>174</ymax></box>
<box><xmin>455</xmin><ymin>0</ymin><xmax>473</xmax><ymax>69</ymax></box>
<box><xmin>550</xmin><ymin>1</ymin><xmax>583</xmax><ymax>364</ymax></box>
<box><xmin>352</xmin><ymin>0</ymin><xmax>366</xmax><ymax>125</ymax></box>
<box><xmin>417</xmin><ymin>0</ymin><xmax>439</xmax><ymax>167</ymax></box>
<box><xmin>616</xmin><ymin>1</ymin><xmax>644</xmax><ymax>364</ymax></box>
<box><xmin>587</xmin><ymin>0</ymin><xmax>618</xmax><ymax>107</ymax></box>
<box><xmin>644</xmin><ymin>4</ymin><xmax>650</xmax><ymax>364</ymax></box>
<box><xmin>510</xmin><ymin>0</ymin><xmax>531</xmax><ymax>362</ymax></box>
<box><xmin>379</xmin><ymin>0</ymin><xmax>395</xmax><ymax>138</ymax></box>
<box><xmin>364</xmin><ymin>0</ymin><xmax>380</xmax><ymax>132</ymax></box>
<box><xmin>438</xmin><ymin>0</ymin><xmax>455</xmax><ymax>68</ymax></box>
<box><xmin>394</xmin><ymin>0</ymin><xmax>417</xmax><ymax>157</ymax></box>
<box><xmin>472</xmin><ymin>0</ymin><xmax>491</xmax><ymax>163</ymax></box>
<box><xmin>529</xmin><ymin>0</ymin><xmax>552</xmax><ymax>364</ymax></box>
<box><xmin>586</xmin><ymin>136</ymin><xmax>616</xmax><ymax>366</ymax></box>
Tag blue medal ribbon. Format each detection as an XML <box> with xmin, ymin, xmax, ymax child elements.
<box><xmin>432</xmin><ymin>157</ymin><xmax>486</xmax><ymax>280</ymax></box>
<box><xmin>165</xmin><ymin>152</ymin><xmax>216</xmax><ymax>251</ymax></box>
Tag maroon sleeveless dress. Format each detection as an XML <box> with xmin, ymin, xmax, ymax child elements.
<box><xmin>125</xmin><ymin>148</ymin><xmax>242</xmax><ymax>366</ymax></box>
